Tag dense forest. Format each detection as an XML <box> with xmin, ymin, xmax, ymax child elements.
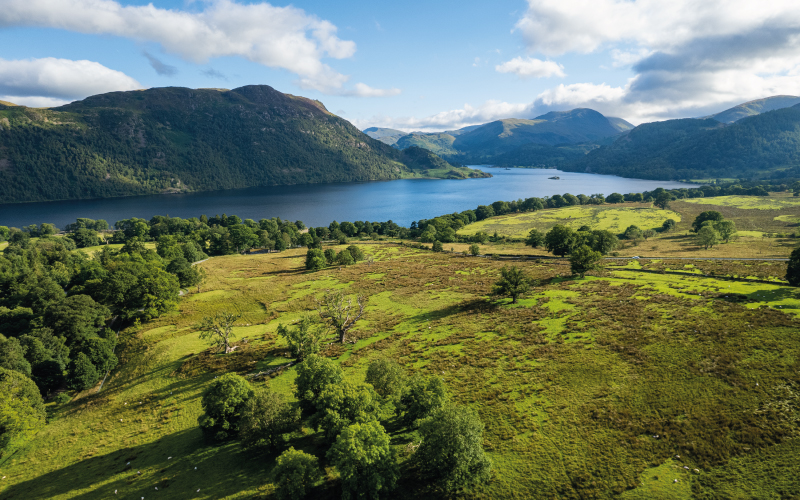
<box><xmin>0</xmin><ymin>86</ymin><xmax>481</xmax><ymax>204</ymax></box>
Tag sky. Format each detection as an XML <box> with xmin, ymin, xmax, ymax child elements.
<box><xmin>2</xmin><ymin>0</ymin><xmax>800</xmax><ymax>131</ymax></box>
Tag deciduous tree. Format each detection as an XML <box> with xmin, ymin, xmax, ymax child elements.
<box><xmin>327</xmin><ymin>421</ymin><xmax>398</xmax><ymax>500</ymax></box>
<box><xmin>198</xmin><ymin>373</ymin><xmax>254</xmax><ymax>441</ymax></box>
<box><xmin>492</xmin><ymin>266</ymin><xmax>531</xmax><ymax>304</ymax></box>
<box><xmin>316</xmin><ymin>290</ymin><xmax>366</xmax><ymax>343</ymax></box>
<box><xmin>273</xmin><ymin>447</ymin><xmax>322</xmax><ymax>500</ymax></box>
<box><xmin>198</xmin><ymin>311</ymin><xmax>242</xmax><ymax>353</ymax></box>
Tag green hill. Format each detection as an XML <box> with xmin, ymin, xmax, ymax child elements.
<box><xmin>710</xmin><ymin>95</ymin><xmax>800</xmax><ymax>124</ymax></box>
<box><xmin>362</xmin><ymin>127</ymin><xmax>406</xmax><ymax>145</ymax></box>
<box><xmin>563</xmin><ymin>106</ymin><xmax>800</xmax><ymax>180</ymax></box>
<box><xmin>0</xmin><ymin>86</ymin><xmax>477</xmax><ymax>204</ymax></box>
<box><xmin>395</xmin><ymin>132</ymin><xmax>458</xmax><ymax>156</ymax></box>
<box><xmin>0</xmin><ymin>100</ymin><xmax>19</xmax><ymax>107</ymax></box>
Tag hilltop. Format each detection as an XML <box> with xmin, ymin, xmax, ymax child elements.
<box><xmin>710</xmin><ymin>95</ymin><xmax>800</xmax><ymax>124</ymax></box>
<box><xmin>0</xmin><ymin>86</ymin><xmax>485</xmax><ymax>204</ymax></box>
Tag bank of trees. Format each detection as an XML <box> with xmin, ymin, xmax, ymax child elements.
<box><xmin>196</xmin><ymin>356</ymin><xmax>491</xmax><ymax>497</ymax></box>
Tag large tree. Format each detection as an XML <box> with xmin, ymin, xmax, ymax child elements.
<box><xmin>198</xmin><ymin>311</ymin><xmax>242</xmax><ymax>353</ymax></box>
<box><xmin>239</xmin><ymin>390</ymin><xmax>300</xmax><ymax>450</ymax></box>
<box><xmin>198</xmin><ymin>373</ymin><xmax>254</xmax><ymax>441</ymax></box>
<box><xmin>569</xmin><ymin>245</ymin><xmax>603</xmax><ymax>278</ymax></box>
<box><xmin>0</xmin><ymin>367</ymin><xmax>46</xmax><ymax>457</ymax></box>
<box><xmin>294</xmin><ymin>354</ymin><xmax>344</xmax><ymax>411</ymax></box>
<box><xmin>327</xmin><ymin>421</ymin><xmax>398</xmax><ymax>500</ymax></box>
<box><xmin>316</xmin><ymin>290</ymin><xmax>366</xmax><ymax>343</ymax></box>
<box><xmin>692</xmin><ymin>211</ymin><xmax>724</xmax><ymax>232</ymax></box>
<box><xmin>544</xmin><ymin>225</ymin><xmax>579</xmax><ymax>257</ymax></box>
<box><xmin>273</xmin><ymin>447</ymin><xmax>322</xmax><ymax>500</ymax></box>
<box><xmin>400</xmin><ymin>374</ymin><xmax>450</xmax><ymax>425</ymax></box>
<box><xmin>787</xmin><ymin>247</ymin><xmax>800</xmax><ymax>286</ymax></box>
<box><xmin>696</xmin><ymin>225</ymin><xmax>721</xmax><ymax>249</ymax></box>
<box><xmin>414</xmin><ymin>405</ymin><xmax>492</xmax><ymax>492</ymax></box>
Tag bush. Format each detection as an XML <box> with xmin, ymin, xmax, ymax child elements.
<box><xmin>305</xmin><ymin>248</ymin><xmax>327</xmax><ymax>271</ymax></box>
<box><xmin>274</xmin><ymin>447</ymin><xmax>322</xmax><ymax>500</ymax></box>
<box><xmin>432</xmin><ymin>240</ymin><xmax>443</xmax><ymax>252</ymax></box>
<box><xmin>198</xmin><ymin>373</ymin><xmax>254</xmax><ymax>441</ymax></box>
<box><xmin>327</xmin><ymin>421</ymin><xmax>398</xmax><ymax>500</ymax></box>
<box><xmin>54</xmin><ymin>392</ymin><xmax>71</xmax><ymax>404</ymax></box>
<box><xmin>415</xmin><ymin>405</ymin><xmax>492</xmax><ymax>492</ymax></box>
<box><xmin>346</xmin><ymin>245</ymin><xmax>364</xmax><ymax>262</ymax></box>
<box><xmin>336</xmin><ymin>249</ymin><xmax>355</xmax><ymax>266</ymax></box>
<box><xmin>400</xmin><ymin>374</ymin><xmax>450</xmax><ymax>425</ymax></box>
<box><xmin>239</xmin><ymin>390</ymin><xmax>300</xmax><ymax>450</ymax></box>
<box><xmin>469</xmin><ymin>243</ymin><xmax>480</xmax><ymax>256</ymax></box>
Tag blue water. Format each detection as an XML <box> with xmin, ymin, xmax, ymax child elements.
<box><xmin>0</xmin><ymin>167</ymin><xmax>696</xmax><ymax>229</ymax></box>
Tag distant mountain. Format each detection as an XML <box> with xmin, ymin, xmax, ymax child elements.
<box><xmin>710</xmin><ymin>95</ymin><xmax>800</xmax><ymax>123</ymax></box>
<box><xmin>0</xmin><ymin>100</ymin><xmax>18</xmax><ymax>107</ymax></box>
<box><xmin>362</xmin><ymin>127</ymin><xmax>406</xmax><ymax>145</ymax></box>
<box><xmin>563</xmin><ymin>105</ymin><xmax>800</xmax><ymax>180</ymax></box>
<box><xmin>396</xmin><ymin>132</ymin><xmax>458</xmax><ymax>156</ymax></box>
<box><xmin>451</xmin><ymin>108</ymin><xmax>624</xmax><ymax>158</ymax></box>
<box><xmin>606</xmin><ymin>116</ymin><xmax>635</xmax><ymax>132</ymax></box>
<box><xmin>0</xmin><ymin>86</ymin><xmax>484</xmax><ymax>204</ymax></box>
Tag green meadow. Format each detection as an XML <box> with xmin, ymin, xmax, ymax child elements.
<box><xmin>2</xmin><ymin>242</ymin><xmax>799</xmax><ymax>499</ymax></box>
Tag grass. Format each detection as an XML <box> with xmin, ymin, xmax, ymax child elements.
<box><xmin>3</xmin><ymin>243</ymin><xmax>800</xmax><ymax>498</ymax></box>
<box><xmin>458</xmin><ymin>204</ymin><xmax>681</xmax><ymax>238</ymax></box>
<box><xmin>681</xmin><ymin>194</ymin><xmax>800</xmax><ymax>210</ymax></box>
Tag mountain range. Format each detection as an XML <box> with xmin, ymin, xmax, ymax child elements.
<box><xmin>365</xmin><ymin>95</ymin><xmax>800</xmax><ymax>181</ymax></box>
<box><xmin>0</xmin><ymin>86</ymin><xmax>486</xmax><ymax>204</ymax></box>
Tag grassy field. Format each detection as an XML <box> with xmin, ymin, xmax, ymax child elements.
<box><xmin>457</xmin><ymin>204</ymin><xmax>681</xmax><ymax>239</ymax></box>
<box><xmin>681</xmin><ymin>194</ymin><xmax>800</xmax><ymax>210</ymax></box>
<box><xmin>2</xmin><ymin>242</ymin><xmax>799</xmax><ymax>499</ymax></box>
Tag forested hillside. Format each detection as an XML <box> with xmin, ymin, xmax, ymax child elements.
<box><xmin>0</xmin><ymin>86</ymin><xmax>479</xmax><ymax>204</ymax></box>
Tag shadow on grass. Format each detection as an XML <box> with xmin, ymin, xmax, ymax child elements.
<box><xmin>406</xmin><ymin>298</ymin><xmax>494</xmax><ymax>325</ymax></box>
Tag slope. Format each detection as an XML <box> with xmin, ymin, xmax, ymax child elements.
<box><xmin>710</xmin><ymin>95</ymin><xmax>800</xmax><ymax>124</ymax></box>
<box><xmin>362</xmin><ymin>127</ymin><xmax>406</xmax><ymax>145</ymax></box>
<box><xmin>0</xmin><ymin>86</ymin><xmax>478</xmax><ymax>204</ymax></box>
<box><xmin>564</xmin><ymin>106</ymin><xmax>800</xmax><ymax>180</ymax></box>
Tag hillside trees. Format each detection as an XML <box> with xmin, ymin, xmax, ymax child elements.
<box><xmin>239</xmin><ymin>390</ymin><xmax>300</xmax><ymax>450</ymax></box>
<box><xmin>277</xmin><ymin>315</ymin><xmax>325</xmax><ymax>361</ymax></box>
<box><xmin>570</xmin><ymin>245</ymin><xmax>603</xmax><ymax>278</ymax></box>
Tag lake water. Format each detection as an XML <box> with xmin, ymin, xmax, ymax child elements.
<box><xmin>0</xmin><ymin>167</ymin><xmax>696</xmax><ymax>229</ymax></box>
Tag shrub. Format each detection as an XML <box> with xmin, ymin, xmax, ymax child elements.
<box><xmin>432</xmin><ymin>240</ymin><xmax>443</xmax><ymax>252</ymax></box>
<box><xmin>305</xmin><ymin>248</ymin><xmax>327</xmax><ymax>271</ymax></box>
<box><xmin>277</xmin><ymin>315</ymin><xmax>325</xmax><ymax>361</ymax></box>
<box><xmin>469</xmin><ymin>243</ymin><xmax>480</xmax><ymax>256</ymax></box>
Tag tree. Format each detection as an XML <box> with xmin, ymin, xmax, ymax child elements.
<box><xmin>346</xmin><ymin>245</ymin><xmax>364</xmax><ymax>262</ymax></box>
<box><xmin>569</xmin><ymin>244</ymin><xmax>603</xmax><ymax>278</ymax></box>
<box><xmin>0</xmin><ymin>367</ymin><xmax>46</xmax><ymax>456</ymax></box>
<box><xmin>606</xmin><ymin>193</ymin><xmax>624</xmax><ymax>204</ymax></box>
<box><xmin>273</xmin><ymin>447</ymin><xmax>322</xmax><ymax>500</ymax></box>
<box><xmin>525</xmin><ymin>229</ymin><xmax>545</xmax><ymax>248</ymax></box>
<box><xmin>43</xmin><ymin>295</ymin><xmax>109</xmax><ymax>346</ymax></box>
<box><xmin>305</xmin><ymin>248</ymin><xmax>327</xmax><ymax>271</ymax></box>
<box><xmin>0</xmin><ymin>337</ymin><xmax>32</xmax><ymax>377</ymax></box>
<box><xmin>414</xmin><ymin>405</ymin><xmax>492</xmax><ymax>492</ymax></box>
<box><xmin>198</xmin><ymin>311</ymin><xmax>242</xmax><ymax>353</ymax></box>
<box><xmin>314</xmin><ymin>381</ymin><xmax>386</xmax><ymax>442</ymax></box>
<box><xmin>492</xmin><ymin>266</ymin><xmax>531</xmax><ymax>304</ymax></box>
<box><xmin>316</xmin><ymin>290</ymin><xmax>366</xmax><ymax>343</ymax></box>
<box><xmin>715</xmin><ymin>220</ymin><xmax>737</xmax><ymax>242</ymax></box>
<box><xmin>336</xmin><ymin>249</ymin><xmax>355</xmax><ymax>266</ymax></box>
<box><xmin>786</xmin><ymin>247</ymin><xmax>800</xmax><ymax>286</ymax></box>
<box><xmin>692</xmin><ymin>211</ymin><xmax>724</xmax><ymax>232</ymax></box>
<box><xmin>239</xmin><ymin>390</ymin><xmax>300</xmax><ymax>450</ymax></box>
<box><xmin>696</xmin><ymin>225</ymin><xmax>721</xmax><ymax>249</ymax></box>
<box><xmin>643</xmin><ymin>229</ymin><xmax>656</xmax><ymax>240</ymax></box>
<box><xmin>365</xmin><ymin>359</ymin><xmax>407</xmax><ymax>402</ymax></box>
<box><xmin>545</xmin><ymin>225</ymin><xmax>579</xmax><ymax>256</ymax></box>
<box><xmin>623</xmin><ymin>225</ymin><xmax>643</xmax><ymax>245</ymax></box>
<box><xmin>469</xmin><ymin>243</ymin><xmax>480</xmax><ymax>256</ymax></box>
<box><xmin>432</xmin><ymin>240</ymin><xmax>443</xmax><ymax>252</ymax></box>
<box><xmin>661</xmin><ymin>219</ymin><xmax>677</xmax><ymax>232</ymax></box>
<box><xmin>400</xmin><ymin>374</ymin><xmax>450</xmax><ymax>425</ymax></box>
<box><xmin>324</xmin><ymin>248</ymin><xmax>337</xmax><ymax>265</ymax></box>
<box><xmin>66</xmin><ymin>352</ymin><xmax>99</xmax><ymax>390</ymax></box>
<box><xmin>327</xmin><ymin>421</ymin><xmax>398</xmax><ymax>500</ymax></box>
<box><xmin>198</xmin><ymin>373</ymin><xmax>254</xmax><ymax>441</ymax></box>
<box><xmin>654</xmin><ymin>192</ymin><xmax>672</xmax><ymax>209</ymax></box>
<box><xmin>589</xmin><ymin>230</ymin><xmax>618</xmax><ymax>255</ymax></box>
<box><xmin>277</xmin><ymin>315</ymin><xmax>325</xmax><ymax>361</ymax></box>
<box><xmin>294</xmin><ymin>354</ymin><xmax>344</xmax><ymax>411</ymax></box>
<box><xmin>166</xmin><ymin>256</ymin><xmax>203</xmax><ymax>287</ymax></box>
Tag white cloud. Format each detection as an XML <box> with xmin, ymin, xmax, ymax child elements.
<box><xmin>0</xmin><ymin>0</ymin><xmax>395</xmax><ymax>96</ymax></box>
<box><xmin>0</xmin><ymin>58</ymin><xmax>141</xmax><ymax>106</ymax></box>
<box><xmin>495</xmin><ymin>56</ymin><xmax>565</xmax><ymax>78</ymax></box>
<box><xmin>343</xmin><ymin>83</ymin><xmax>401</xmax><ymax>98</ymax></box>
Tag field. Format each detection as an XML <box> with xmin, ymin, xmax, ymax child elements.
<box><xmin>2</xmin><ymin>241</ymin><xmax>800</xmax><ymax>499</ymax></box>
<box><xmin>681</xmin><ymin>194</ymin><xmax>800</xmax><ymax>210</ymax></box>
<box><xmin>457</xmin><ymin>204</ymin><xmax>681</xmax><ymax>239</ymax></box>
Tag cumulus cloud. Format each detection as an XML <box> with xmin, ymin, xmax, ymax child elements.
<box><xmin>0</xmin><ymin>57</ymin><xmax>141</xmax><ymax>106</ymax></box>
<box><xmin>495</xmin><ymin>57</ymin><xmax>565</xmax><ymax>78</ymax></box>
<box><xmin>0</xmin><ymin>0</ymin><xmax>396</xmax><ymax>96</ymax></box>
<box><xmin>338</xmin><ymin>83</ymin><xmax>401</xmax><ymax>98</ymax></box>
<box><xmin>506</xmin><ymin>0</ymin><xmax>800</xmax><ymax>122</ymax></box>
<box><xmin>143</xmin><ymin>51</ymin><xmax>177</xmax><ymax>76</ymax></box>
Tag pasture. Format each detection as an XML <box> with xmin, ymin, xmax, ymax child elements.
<box><xmin>2</xmin><ymin>242</ymin><xmax>799</xmax><ymax>499</ymax></box>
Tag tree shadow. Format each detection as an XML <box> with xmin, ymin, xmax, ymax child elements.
<box><xmin>406</xmin><ymin>299</ymin><xmax>493</xmax><ymax>326</ymax></box>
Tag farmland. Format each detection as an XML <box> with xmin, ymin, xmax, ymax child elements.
<box><xmin>2</xmin><ymin>239</ymin><xmax>799</xmax><ymax>499</ymax></box>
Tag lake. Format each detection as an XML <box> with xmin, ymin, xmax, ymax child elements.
<box><xmin>0</xmin><ymin>167</ymin><xmax>696</xmax><ymax>229</ymax></box>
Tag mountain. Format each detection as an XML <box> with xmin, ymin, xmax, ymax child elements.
<box><xmin>0</xmin><ymin>100</ymin><xmax>18</xmax><ymax>107</ymax></box>
<box><xmin>0</xmin><ymin>86</ymin><xmax>485</xmax><ymax>204</ymax></box>
<box><xmin>362</xmin><ymin>127</ymin><xmax>406</xmax><ymax>145</ymax></box>
<box><xmin>710</xmin><ymin>95</ymin><xmax>800</xmax><ymax>124</ymax></box>
<box><xmin>396</xmin><ymin>132</ymin><xmax>458</xmax><ymax>156</ymax></box>
<box><xmin>450</xmin><ymin>108</ymin><xmax>624</xmax><ymax>158</ymax></box>
<box><xmin>563</xmin><ymin>105</ymin><xmax>800</xmax><ymax>180</ymax></box>
<box><xmin>606</xmin><ymin>116</ymin><xmax>635</xmax><ymax>132</ymax></box>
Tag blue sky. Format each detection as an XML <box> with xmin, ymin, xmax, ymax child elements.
<box><xmin>2</xmin><ymin>0</ymin><xmax>800</xmax><ymax>130</ymax></box>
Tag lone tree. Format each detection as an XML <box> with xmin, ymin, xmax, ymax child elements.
<box><xmin>654</xmin><ymin>191</ymin><xmax>672</xmax><ymax>209</ymax></box>
<box><xmin>198</xmin><ymin>311</ymin><xmax>242</xmax><ymax>353</ymax></box>
<box><xmin>569</xmin><ymin>244</ymin><xmax>603</xmax><ymax>278</ymax></box>
<box><xmin>715</xmin><ymin>220</ymin><xmax>737</xmax><ymax>242</ymax></box>
<box><xmin>316</xmin><ymin>290</ymin><xmax>366</xmax><ymax>343</ymax></box>
<box><xmin>623</xmin><ymin>225</ymin><xmax>643</xmax><ymax>246</ymax></box>
<box><xmin>469</xmin><ymin>243</ymin><xmax>480</xmax><ymax>256</ymax></box>
<box><xmin>327</xmin><ymin>421</ymin><xmax>399</xmax><ymax>500</ymax></box>
<box><xmin>273</xmin><ymin>447</ymin><xmax>322</xmax><ymax>500</ymax></box>
<box><xmin>492</xmin><ymin>266</ymin><xmax>531</xmax><ymax>304</ymax></box>
<box><xmin>414</xmin><ymin>405</ymin><xmax>492</xmax><ymax>492</ymax></box>
<box><xmin>787</xmin><ymin>247</ymin><xmax>800</xmax><ymax>286</ymax></box>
